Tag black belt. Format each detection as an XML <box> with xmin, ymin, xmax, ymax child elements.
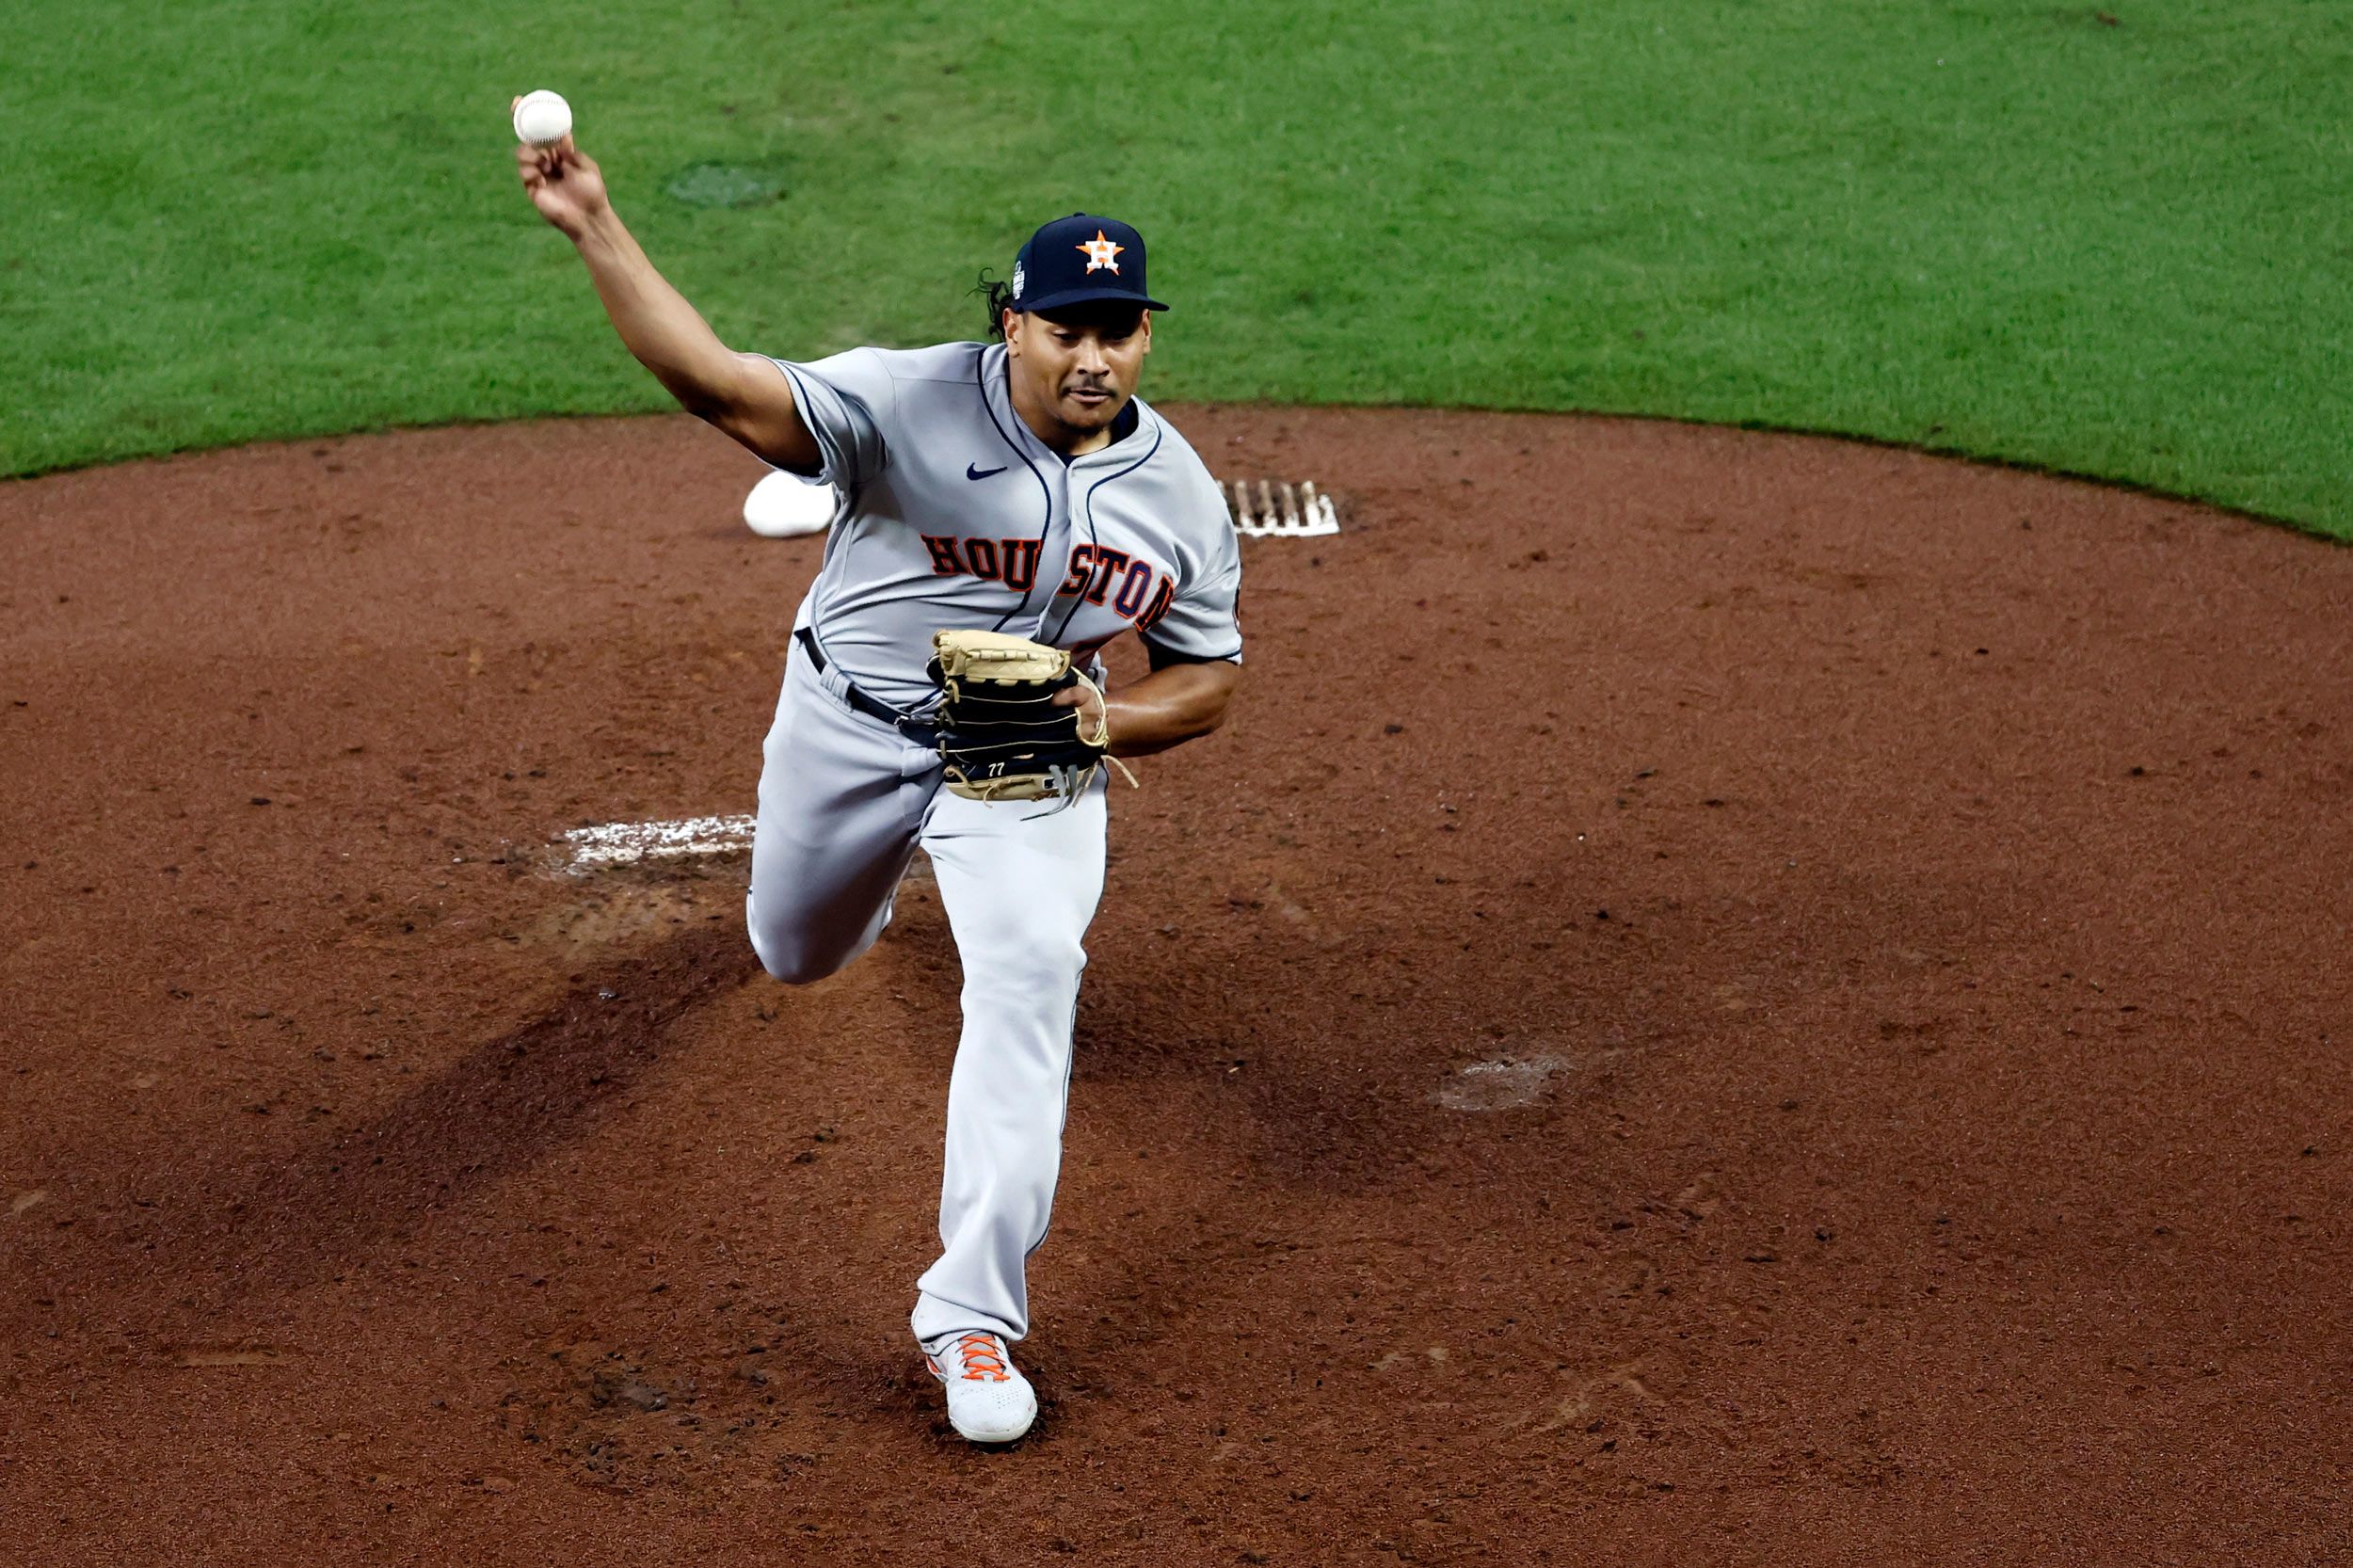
<box><xmin>795</xmin><ymin>627</ymin><xmax>941</xmax><ymax>745</ymax></box>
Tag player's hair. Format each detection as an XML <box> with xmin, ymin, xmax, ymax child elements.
<box><xmin>975</xmin><ymin>270</ymin><xmax>1016</xmax><ymax>342</ymax></box>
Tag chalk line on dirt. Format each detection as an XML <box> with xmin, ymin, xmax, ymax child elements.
<box><xmin>558</xmin><ymin>814</ymin><xmax>757</xmax><ymax>872</ymax></box>
<box><xmin>552</xmin><ymin>814</ymin><xmax>941</xmax><ymax>892</ymax></box>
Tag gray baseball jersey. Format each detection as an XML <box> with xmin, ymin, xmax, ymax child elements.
<box><xmin>765</xmin><ymin>340</ymin><xmax>1243</xmax><ymax>710</ymax></box>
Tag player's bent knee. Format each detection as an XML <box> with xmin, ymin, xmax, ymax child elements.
<box><xmin>746</xmin><ymin>919</ymin><xmax>852</xmax><ymax>987</ymax></box>
<box><xmin>753</xmin><ymin>941</ymin><xmax>843</xmax><ymax>987</ymax></box>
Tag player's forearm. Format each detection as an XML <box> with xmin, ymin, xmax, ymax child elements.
<box><xmin>568</xmin><ymin>208</ymin><xmax>744</xmax><ymax>418</ymax></box>
<box><xmin>1101</xmin><ymin>663</ymin><xmax>1241</xmax><ymax>757</ymax></box>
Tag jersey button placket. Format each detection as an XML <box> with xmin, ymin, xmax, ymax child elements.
<box><xmin>1037</xmin><ymin>467</ymin><xmax>1077</xmax><ymax>644</ymax></box>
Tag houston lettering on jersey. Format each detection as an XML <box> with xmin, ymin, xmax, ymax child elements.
<box><xmin>919</xmin><ymin>536</ymin><xmax>1176</xmax><ymax>633</ymax></box>
<box><xmin>1057</xmin><ymin>544</ymin><xmax>1176</xmax><ymax>632</ymax></box>
<box><xmin>920</xmin><ymin>534</ymin><xmax>1044</xmax><ymax>594</ymax></box>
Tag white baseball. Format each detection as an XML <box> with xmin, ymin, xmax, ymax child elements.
<box><xmin>512</xmin><ymin>89</ymin><xmax>572</xmax><ymax>147</ymax></box>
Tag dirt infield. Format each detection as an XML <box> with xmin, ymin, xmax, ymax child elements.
<box><xmin>4</xmin><ymin>408</ymin><xmax>2349</xmax><ymax>1564</ymax></box>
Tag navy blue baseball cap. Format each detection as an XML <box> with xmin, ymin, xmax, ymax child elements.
<box><xmin>1008</xmin><ymin>213</ymin><xmax>1169</xmax><ymax>315</ymax></box>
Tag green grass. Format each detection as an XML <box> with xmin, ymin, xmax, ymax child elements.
<box><xmin>7</xmin><ymin>1</ymin><xmax>2351</xmax><ymax>536</ymax></box>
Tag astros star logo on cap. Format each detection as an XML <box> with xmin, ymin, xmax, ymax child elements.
<box><xmin>1076</xmin><ymin>230</ymin><xmax>1124</xmax><ymax>275</ymax></box>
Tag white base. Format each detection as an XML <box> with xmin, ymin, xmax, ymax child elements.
<box><xmin>1226</xmin><ymin>478</ymin><xmax>1341</xmax><ymax>537</ymax></box>
<box><xmin>744</xmin><ymin>470</ymin><xmax>839</xmax><ymax>537</ymax></box>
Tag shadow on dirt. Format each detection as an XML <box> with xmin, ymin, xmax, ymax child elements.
<box><xmin>150</xmin><ymin>925</ymin><xmax>759</xmax><ymax>1310</ymax></box>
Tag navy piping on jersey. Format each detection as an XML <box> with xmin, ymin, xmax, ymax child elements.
<box><xmin>1143</xmin><ymin>632</ymin><xmax>1244</xmax><ymax>667</ymax></box>
<box><xmin>974</xmin><ymin>350</ymin><xmax>1057</xmax><ymax>637</ymax></box>
<box><xmin>1047</xmin><ymin>416</ymin><xmax>1163</xmax><ymax>647</ymax></box>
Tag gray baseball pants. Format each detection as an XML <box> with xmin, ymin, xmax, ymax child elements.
<box><xmin>744</xmin><ymin>641</ymin><xmax>1107</xmax><ymax>1346</ymax></box>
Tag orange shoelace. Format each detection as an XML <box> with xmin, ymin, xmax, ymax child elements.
<box><xmin>954</xmin><ymin>1333</ymin><xmax>1010</xmax><ymax>1383</ymax></box>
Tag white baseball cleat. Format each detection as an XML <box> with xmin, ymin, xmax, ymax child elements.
<box><xmin>743</xmin><ymin>469</ymin><xmax>838</xmax><ymax>537</ymax></box>
<box><xmin>923</xmin><ymin>1331</ymin><xmax>1038</xmax><ymax>1444</ymax></box>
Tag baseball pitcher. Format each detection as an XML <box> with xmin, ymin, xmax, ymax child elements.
<box><xmin>516</xmin><ymin>125</ymin><xmax>1241</xmax><ymax>1444</ymax></box>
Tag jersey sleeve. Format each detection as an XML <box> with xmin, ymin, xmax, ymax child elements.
<box><xmin>1140</xmin><ymin>498</ymin><xmax>1244</xmax><ymax>664</ymax></box>
<box><xmin>764</xmin><ymin>347</ymin><xmax>900</xmax><ymax>488</ymax></box>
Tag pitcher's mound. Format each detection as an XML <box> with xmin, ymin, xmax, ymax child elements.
<box><xmin>3</xmin><ymin>408</ymin><xmax>2347</xmax><ymax>1561</ymax></box>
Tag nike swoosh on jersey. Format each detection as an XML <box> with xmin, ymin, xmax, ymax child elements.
<box><xmin>966</xmin><ymin>463</ymin><xmax>1008</xmax><ymax>480</ymax></box>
